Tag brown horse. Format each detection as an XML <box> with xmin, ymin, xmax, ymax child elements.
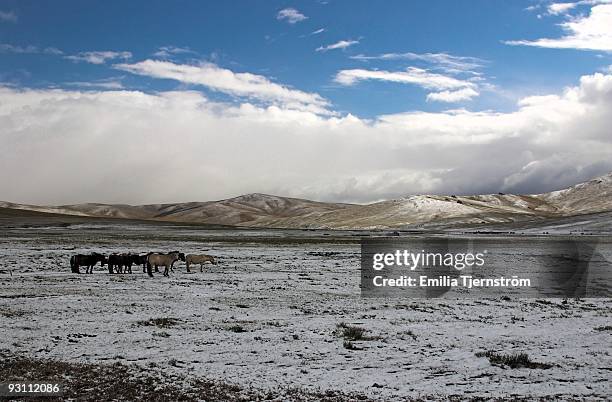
<box><xmin>146</xmin><ymin>252</ymin><xmax>182</xmax><ymax>277</ymax></box>
<box><xmin>185</xmin><ymin>254</ymin><xmax>216</xmax><ymax>272</ymax></box>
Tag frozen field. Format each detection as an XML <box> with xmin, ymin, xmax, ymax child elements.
<box><xmin>1</xmin><ymin>221</ymin><xmax>611</xmax><ymax>400</ymax></box>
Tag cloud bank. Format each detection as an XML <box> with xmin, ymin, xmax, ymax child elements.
<box><xmin>1</xmin><ymin>72</ymin><xmax>611</xmax><ymax>205</ymax></box>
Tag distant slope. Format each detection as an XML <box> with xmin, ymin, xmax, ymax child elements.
<box><xmin>0</xmin><ymin>201</ymin><xmax>90</xmax><ymax>217</ymax></box>
<box><xmin>535</xmin><ymin>172</ymin><xmax>612</xmax><ymax>214</ymax></box>
<box><xmin>2</xmin><ymin>172</ymin><xmax>611</xmax><ymax>230</ymax></box>
<box><xmin>58</xmin><ymin>194</ymin><xmax>354</xmax><ymax>226</ymax></box>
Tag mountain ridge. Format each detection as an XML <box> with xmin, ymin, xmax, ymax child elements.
<box><xmin>2</xmin><ymin>172</ymin><xmax>611</xmax><ymax>230</ymax></box>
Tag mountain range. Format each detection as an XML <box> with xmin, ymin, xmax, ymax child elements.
<box><xmin>2</xmin><ymin>172</ymin><xmax>612</xmax><ymax>230</ymax></box>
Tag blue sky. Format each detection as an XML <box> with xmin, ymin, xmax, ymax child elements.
<box><xmin>1</xmin><ymin>1</ymin><xmax>612</xmax><ymax>204</ymax></box>
<box><xmin>1</xmin><ymin>0</ymin><xmax>611</xmax><ymax>117</ymax></box>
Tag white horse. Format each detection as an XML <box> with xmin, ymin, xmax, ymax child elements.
<box><xmin>185</xmin><ymin>254</ymin><xmax>216</xmax><ymax>272</ymax></box>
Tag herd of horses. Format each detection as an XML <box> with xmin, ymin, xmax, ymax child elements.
<box><xmin>69</xmin><ymin>251</ymin><xmax>216</xmax><ymax>277</ymax></box>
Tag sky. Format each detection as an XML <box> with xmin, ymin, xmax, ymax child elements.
<box><xmin>1</xmin><ymin>0</ymin><xmax>612</xmax><ymax>205</ymax></box>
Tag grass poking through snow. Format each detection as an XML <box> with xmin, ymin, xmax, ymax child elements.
<box><xmin>335</xmin><ymin>322</ymin><xmax>377</xmax><ymax>341</ymax></box>
<box><xmin>136</xmin><ymin>317</ymin><xmax>181</xmax><ymax>328</ymax></box>
<box><xmin>475</xmin><ymin>350</ymin><xmax>552</xmax><ymax>369</ymax></box>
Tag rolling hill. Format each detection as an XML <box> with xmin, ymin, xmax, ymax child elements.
<box><xmin>2</xmin><ymin>172</ymin><xmax>611</xmax><ymax>230</ymax></box>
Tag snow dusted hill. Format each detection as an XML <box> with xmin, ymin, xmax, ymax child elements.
<box><xmin>2</xmin><ymin>172</ymin><xmax>612</xmax><ymax>229</ymax></box>
<box><xmin>0</xmin><ymin>201</ymin><xmax>90</xmax><ymax>217</ymax></box>
<box><xmin>535</xmin><ymin>172</ymin><xmax>612</xmax><ymax>214</ymax></box>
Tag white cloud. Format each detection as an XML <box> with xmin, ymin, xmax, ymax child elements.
<box><xmin>316</xmin><ymin>40</ymin><xmax>359</xmax><ymax>52</ymax></box>
<box><xmin>506</xmin><ymin>4</ymin><xmax>612</xmax><ymax>51</ymax></box>
<box><xmin>334</xmin><ymin>67</ymin><xmax>479</xmax><ymax>102</ymax></box>
<box><xmin>0</xmin><ymin>44</ymin><xmax>64</xmax><ymax>55</ymax></box>
<box><xmin>350</xmin><ymin>52</ymin><xmax>485</xmax><ymax>74</ymax></box>
<box><xmin>1</xmin><ymin>73</ymin><xmax>611</xmax><ymax>204</ymax></box>
<box><xmin>276</xmin><ymin>8</ymin><xmax>307</xmax><ymax>24</ymax></box>
<box><xmin>65</xmin><ymin>51</ymin><xmax>132</xmax><ymax>64</ymax></box>
<box><xmin>334</xmin><ymin>67</ymin><xmax>471</xmax><ymax>89</ymax></box>
<box><xmin>0</xmin><ymin>10</ymin><xmax>17</xmax><ymax>22</ymax></box>
<box><xmin>547</xmin><ymin>2</ymin><xmax>578</xmax><ymax>15</ymax></box>
<box><xmin>43</xmin><ymin>47</ymin><xmax>64</xmax><ymax>55</ymax></box>
<box><xmin>66</xmin><ymin>80</ymin><xmax>124</xmax><ymax>90</ymax></box>
<box><xmin>311</xmin><ymin>28</ymin><xmax>326</xmax><ymax>35</ymax></box>
<box><xmin>0</xmin><ymin>44</ymin><xmax>38</xmax><ymax>54</ymax></box>
<box><xmin>115</xmin><ymin>60</ymin><xmax>332</xmax><ymax>115</ymax></box>
<box><xmin>426</xmin><ymin>88</ymin><xmax>479</xmax><ymax>102</ymax></box>
<box><xmin>153</xmin><ymin>46</ymin><xmax>195</xmax><ymax>58</ymax></box>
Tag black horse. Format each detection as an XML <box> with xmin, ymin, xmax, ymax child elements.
<box><xmin>107</xmin><ymin>254</ymin><xmax>122</xmax><ymax>274</ymax></box>
<box><xmin>70</xmin><ymin>253</ymin><xmax>107</xmax><ymax>274</ymax></box>
<box><xmin>127</xmin><ymin>254</ymin><xmax>148</xmax><ymax>273</ymax></box>
<box><xmin>107</xmin><ymin>253</ymin><xmax>158</xmax><ymax>274</ymax></box>
<box><xmin>108</xmin><ymin>254</ymin><xmax>137</xmax><ymax>274</ymax></box>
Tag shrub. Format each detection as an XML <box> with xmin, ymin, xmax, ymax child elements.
<box><xmin>336</xmin><ymin>322</ymin><xmax>376</xmax><ymax>341</ymax></box>
<box><xmin>136</xmin><ymin>317</ymin><xmax>181</xmax><ymax>328</ymax></box>
<box><xmin>227</xmin><ymin>325</ymin><xmax>247</xmax><ymax>333</ymax></box>
<box><xmin>475</xmin><ymin>351</ymin><xmax>552</xmax><ymax>369</ymax></box>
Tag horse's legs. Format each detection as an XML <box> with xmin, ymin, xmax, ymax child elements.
<box><xmin>200</xmin><ymin>263</ymin><xmax>204</xmax><ymax>273</ymax></box>
<box><xmin>186</xmin><ymin>261</ymin><xmax>190</xmax><ymax>273</ymax></box>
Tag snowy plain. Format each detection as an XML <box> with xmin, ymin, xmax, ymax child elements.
<box><xmin>0</xmin><ymin>222</ymin><xmax>610</xmax><ymax>400</ymax></box>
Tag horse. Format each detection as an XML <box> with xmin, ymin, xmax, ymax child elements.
<box><xmin>107</xmin><ymin>254</ymin><xmax>132</xmax><ymax>274</ymax></box>
<box><xmin>146</xmin><ymin>252</ymin><xmax>182</xmax><ymax>277</ymax></box>
<box><xmin>122</xmin><ymin>253</ymin><xmax>146</xmax><ymax>274</ymax></box>
<box><xmin>143</xmin><ymin>251</ymin><xmax>184</xmax><ymax>273</ymax></box>
<box><xmin>70</xmin><ymin>253</ymin><xmax>107</xmax><ymax>274</ymax></box>
<box><xmin>126</xmin><ymin>254</ymin><xmax>147</xmax><ymax>273</ymax></box>
<box><xmin>185</xmin><ymin>254</ymin><xmax>216</xmax><ymax>272</ymax></box>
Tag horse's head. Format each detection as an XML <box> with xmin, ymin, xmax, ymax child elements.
<box><xmin>93</xmin><ymin>253</ymin><xmax>107</xmax><ymax>265</ymax></box>
<box><xmin>179</xmin><ymin>252</ymin><xmax>186</xmax><ymax>262</ymax></box>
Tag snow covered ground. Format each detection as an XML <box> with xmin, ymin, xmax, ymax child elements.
<box><xmin>0</xmin><ymin>223</ymin><xmax>610</xmax><ymax>400</ymax></box>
